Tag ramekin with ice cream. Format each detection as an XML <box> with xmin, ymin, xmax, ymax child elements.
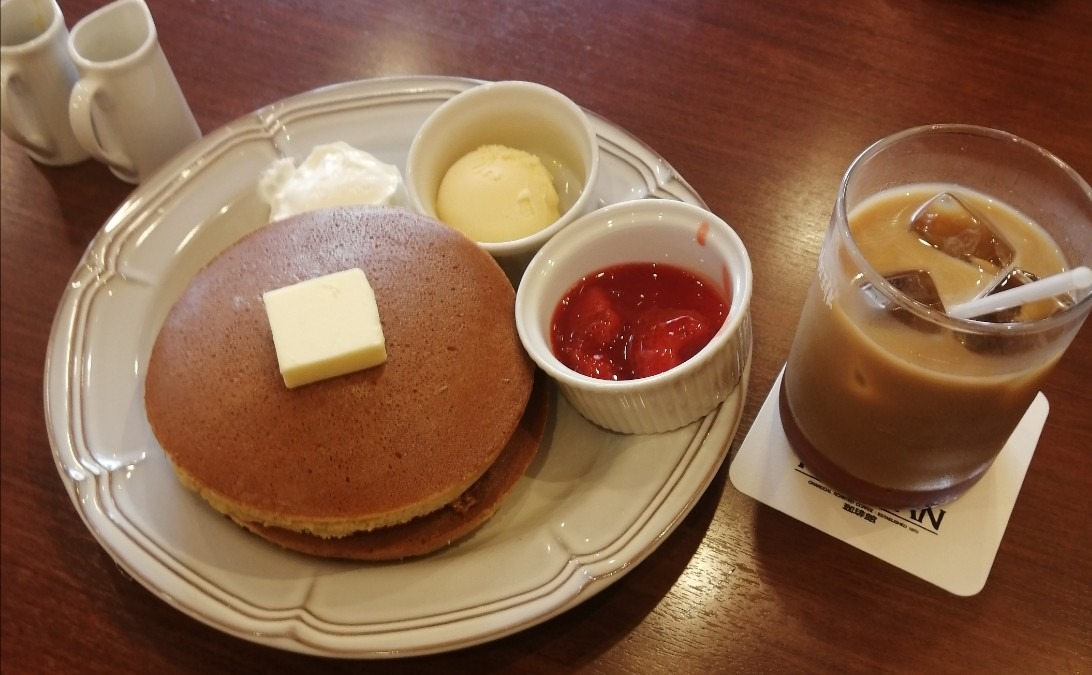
<box><xmin>406</xmin><ymin>80</ymin><xmax>600</xmax><ymax>283</ymax></box>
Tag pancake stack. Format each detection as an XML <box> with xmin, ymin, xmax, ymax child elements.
<box><xmin>144</xmin><ymin>206</ymin><xmax>545</xmax><ymax>560</ymax></box>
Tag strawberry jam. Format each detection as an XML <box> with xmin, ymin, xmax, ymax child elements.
<box><xmin>550</xmin><ymin>262</ymin><xmax>730</xmax><ymax>380</ymax></box>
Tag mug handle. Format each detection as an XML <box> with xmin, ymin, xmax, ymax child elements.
<box><xmin>0</xmin><ymin>65</ymin><xmax>55</xmax><ymax>155</ymax></box>
<box><xmin>68</xmin><ymin>78</ymin><xmax>136</xmax><ymax>176</ymax></box>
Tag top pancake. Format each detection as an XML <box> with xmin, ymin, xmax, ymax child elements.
<box><xmin>145</xmin><ymin>206</ymin><xmax>534</xmax><ymax>537</ymax></box>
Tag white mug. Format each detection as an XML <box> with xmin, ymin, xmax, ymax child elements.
<box><xmin>67</xmin><ymin>0</ymin><xmax>200</xmax><ymax>183</ymax></box>
<box><xmin>0</xmin><ymin>0</ymin><xmax>90</xmax><ymax>165</ymax></box>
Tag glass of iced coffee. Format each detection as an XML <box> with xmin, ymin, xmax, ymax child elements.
<box><xmin>780</xmin><ymin>124</ymin><xmax>1092</xmax><ymax>509</ymax></box>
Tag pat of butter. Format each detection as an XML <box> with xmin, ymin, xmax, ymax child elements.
<box><xmin>262</xmin><ymin>268</ymin><xmax>386</xmax><ymax>388</ymax></box>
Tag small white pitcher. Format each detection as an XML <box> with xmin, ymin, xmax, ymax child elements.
<box><xmin>67</xmin><ymin>0</ymin><xmax>200</xmax><ymax>183</ymax></box>
<box><xmin>0</xmin><ymin>0</ymin><xmax>90</xmax><ymax>165</ymax></box>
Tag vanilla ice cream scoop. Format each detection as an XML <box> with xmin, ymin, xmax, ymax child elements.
<box><xmin>259</xmin><ymin>141</ymin><xmax>407</xmax><ymax>222</ymax></box>
<box><xmin>435</xmin><ymin>144</ymin><xmax>561</xmax><ymax>243</ymax></box>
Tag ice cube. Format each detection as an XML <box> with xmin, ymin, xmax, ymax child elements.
<box><xmin>960</xmin><ymin>268</ymin><xmax>1070</xmax><ymax>354</ymax></box>
<box><xmin>974</xmin><ymin>269</ymin><xmax>1035</xmax><ymax>323</ymax></box>
<box><xmin>861</xmin><ymin>269</ymin><xmax>946</xmax><ymax>331</ymax></box>
<box><xmin>972</xmin><ymin>268</ymin><xmax>1072</xmax><ymax>323</ymax></box>
<box><xmin>910</xmin><ymin>192</ymin><xmax>1015</xmax><ymax>270</ymax></box>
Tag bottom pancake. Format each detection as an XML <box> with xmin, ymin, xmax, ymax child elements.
<box><xmin>240</xmin><ymin>373</ymin><xmax>551</xmax><ymax>561</ymax></box>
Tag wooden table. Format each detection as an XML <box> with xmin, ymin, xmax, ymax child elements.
<box><xmin>3</xmin><ymin>1</ymin><xmax>1089</xmax><ymax>672</ymax></box>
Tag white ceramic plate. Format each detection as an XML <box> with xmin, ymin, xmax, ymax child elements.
<box><xmin>45</xmin><ymin>76</ymin><xmax>750</xmax><ymax>658</ymax></box>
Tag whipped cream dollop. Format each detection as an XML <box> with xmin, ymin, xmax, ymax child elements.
<box><xmin>259</xmin><ymin>142</ymin><xmax>408</xmax><ymax>222</ymax></box>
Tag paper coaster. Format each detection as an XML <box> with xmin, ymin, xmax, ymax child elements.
<box><xmin>729</xmin><ymin>366</ymin><xmax>1048</xmax><ymax>596</ymax></box>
